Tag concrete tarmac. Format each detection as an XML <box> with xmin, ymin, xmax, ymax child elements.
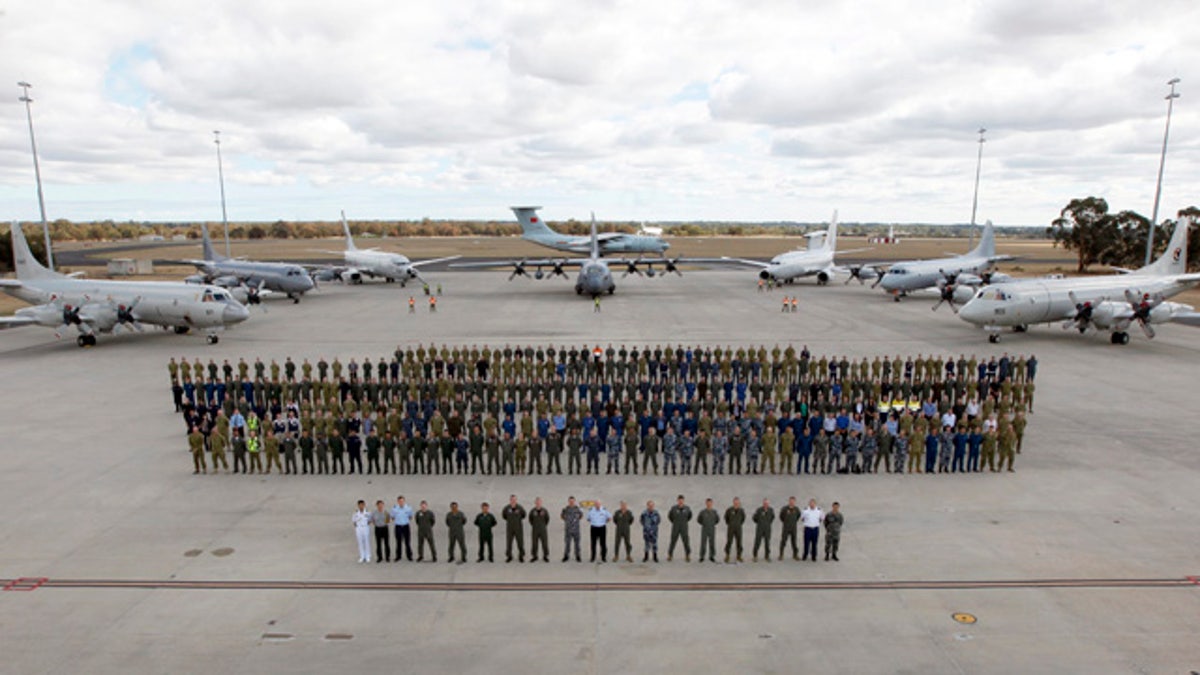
<box><xmin>1</xmin><ymin>270</ymin><xmax>1198</xmax><ymax>674</ymax></box>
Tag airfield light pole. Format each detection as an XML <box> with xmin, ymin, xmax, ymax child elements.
<box><xmin>213</xmin><ymin>130</ymin><xmax>231</xmax><ymax>258</ymax></box>
<box><xmin>18</xmin><ymin>81</ymin><xmax>53</xmax><ymax>270</ymax></box>
<box><xmin>968</xmin><ymin>127</ymin><xmax>986</xmax><ymax>250</ymax></box>
<box><xmin>1145</xmin><ymin>78</ymin><xmax>1181</xmax><ymax>266</ymax></box>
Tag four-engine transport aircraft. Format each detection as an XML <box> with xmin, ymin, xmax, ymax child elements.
<box><xmin>316</xmin><ymin>212</ymin><xmax>459</xmax><ymax>286</ymax></box>
<box><xmin>873</xmin><ymin>220</ymin><xmax>1015</xmax><ymax>300</ymax></box>
<box><xmin>451</xmin><ymin>214</ymin><xmax>716</xmax><ymax>297</ymax></box>
<box><xmin>0</xmin><ymin>223</ymin><xmax>249</xmax><ymax>346</ymax></box>
<box><xmin>957</xmin><ymin>216</ymin><xmax>1200</xmax><ymax>344</ymax></box>
<box><xmin>176</xmin><ymin>222</ymin><xmax>314</xmax><ymax>303</ymax></box>
<box><xmin>722</xmin><ymin>212</ymin><xmax>867</xmax><ymax>284</ymax></box>
<box><xmin>513</xmin><ymin>206</ymin><xmax>669</xmax><ymax>256</ymax></box>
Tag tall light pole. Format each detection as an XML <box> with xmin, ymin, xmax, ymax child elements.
<box><xmin>968</xmin><ymin>127</ymin><xmax>986</xmax><ymax>249</ymax></box>
<box><xmin>1145</xmin><ymin>78</ymin><xmax>1181</xmax><ymax>266</ymax></box>
<box><xmin>213</xmin><ymin>130</ymin><xmax>231</xmax><ymax>258</ymax></box>
<box><xmin>17</xmin><ymin>81</ymin><xmax>53</xmax><ymax>270</ymax></box>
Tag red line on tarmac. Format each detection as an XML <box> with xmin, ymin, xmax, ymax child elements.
<box><xmin>1</xmin><ymin>577</ymin><xmax>1198</xmax><ymax>593</ymax></box>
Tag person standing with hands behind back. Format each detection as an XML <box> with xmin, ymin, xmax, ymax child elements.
<box><xmin>352</xmin><ymin>500</ymin><xmax>372</xmax><ymax>564</ymax></box>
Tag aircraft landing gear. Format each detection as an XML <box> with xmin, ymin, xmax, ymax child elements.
<box><xmin>1111</xmin><ymin>331</ymin><xmax>1130</xmax><ymax>345</ymax></box>
<box><xmin>207</xmin><ymin>334</ymin><xmax>220</xmax><ymax>345</ymax></box>
<box><xmin>76</xmin><ymin>335</ymin><xmax>96</xmax><ymax>348</ymax></box>
<box><xmin>988</xmin><ymin>334</ymin><xmax>1000</xmax><ymax>344</ymax></box>
<box><xmin>174</xmin><ymin>326</ymin><xmax>191</xmax><ymax>335</ymax></box>
<box><xmin>1013</xmin><ymin>325</ymin><xmax>1028</xmax><ymax>333</ymax></box>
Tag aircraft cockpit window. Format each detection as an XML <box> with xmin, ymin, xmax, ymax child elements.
<box><xmin>213</xmin><ymin>292</ymin><xmax>228</xmax><ymax>301</ymax></box>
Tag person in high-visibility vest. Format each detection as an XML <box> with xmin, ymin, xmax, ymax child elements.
<box><xmin>791</xmin><ymin>297</ymin><xmax>798</xmax><ymax>313</ymax></box>
<box><xmin>429</xmin><ymin>296</ymin><xmax>437</xmax><ymax>313</ymax></box>
<box><xmin>408</xmin><ymin>297</ymin><xmax>416</xmax><ymax>313</ymax></box>
<box><xmin>248</xmin><ymin>431</ymin><xmax>263</xmax><ymax>474</ymax></box>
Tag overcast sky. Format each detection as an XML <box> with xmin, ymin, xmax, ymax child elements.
<box><xmin>0</xmin><ymin>0</ymin><xmax>1195</xmax><ymax>225</ymax></box>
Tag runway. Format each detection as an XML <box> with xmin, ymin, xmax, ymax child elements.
<box><xmin>2</xmin><ymin>270</ymin><xmax>1199</xmax><ymax>674</ymax></box>
<box><xmin>7</xmin><ymin>575</ymin><xmax>1199</xmax><ymax>592</ymax></box>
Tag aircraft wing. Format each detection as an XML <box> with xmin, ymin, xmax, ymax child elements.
<box><xmin>986</xmin><ymin>255</ymin><xmax>1017</xmax><ymax>263</ymax></box>
<box><xmin>595</xmin><ymin>233</ymin><xmax>625</xmax><ymax>242</ymax></box>
<box><xmin>720</xmin><ymin>257</ymin><xmax>770</xmax><ymax>269</ymax></box>
<box><xmin>410</xmin><ymin>255</ymin><xmax>462</xmax><ymax>268</ymax></box>
<box><xmin>1172</xmin><ymin>273</ymin><xmax>1200</xmax><ymax>284</ymax></box>
<box><xmin>450</xmin><ymin>259</ymin><xmax>584</xmax><ymax>270</ymax></box>
<box><xmin>0</xmin><ymin>315</ymin><xmax>37</xmax><ymax>329</ymax></box>
<box><xmin>833</xmin><ymin>246</ymin><xmax>874</xmax><ymax>256</ymax></box>
<box><xmin>0</xmin><ymin>279</ymin><xmax>23</xmax><ymax>289</ymax></box>
<box><xmin>1168</xmin><ymin>312</ymin><xmax>1200</xmax><ymax>327</ymax></box>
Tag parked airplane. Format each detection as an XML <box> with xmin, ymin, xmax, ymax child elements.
<box><xmin>957</xmin><ymin>217</ymin><xmax>1200</xmax><ymax>344</ymax></box>
<box><xmin>452</xmin><ymin>214</ymin><xmax>708</xmax><ymax>297</ymax></box>
<box><xmin>873</xmin><ymin>221</ymin><xmax>1014</xmax><ymax>299</ymax></box>
<box><xmin>723</xmin><ymin>212</ymin><xmax>865</xmax><ymax>284</ymax></box>
<box><xmin>0</xmin><ymin>223</ymin><xmax>249</xmax><ymax>346</ymax></box>
<box><xmin>177</xmin><ymin>222</ymin><xmax>314</xmax><ymax>303</ymax></box>
<box><xmin>318</xmin><ymin>212</ymin><xmax>459</xmax><ymax>286</ymax></box>
<box><xmin>513</xmin><ymin>206</ymin><xmax>669</xmax><ymax>256</ymax></box>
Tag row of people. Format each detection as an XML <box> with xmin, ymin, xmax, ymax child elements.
<box><xmin>188</xmin><ymin>419</ymin><xmax>1021</xmax><ymax>476</ymax></box>
<box><xmin>352</xmin><ymin>494</ymin><xmax>845</xmax><ymax>565</ymax></box>
<box><xmin>170</xmin><ymin>347</ymin><xmax>1038</xmax><ymax>387</ymax></box>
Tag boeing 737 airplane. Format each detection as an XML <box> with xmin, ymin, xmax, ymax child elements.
<box><xmin>723</xmin><ymin>212</ymin><xmax>866</xmax><ymax>284</ymax></box>
<box><xmin>177</xmin><ymin>222</ymin><xmax>314</xmax><ymax>303</ymax></box>
<box><xmin>513</xmin><ymin>207</ymin><xmax>669</xmax><ymax>256</ymax></box>
<box><xmin>0</xmin><ymin>223</ymin><xmax>249</xmax><ymax>346</ymax></box>
<box><xmin>317</xmin><ymin>212</ymin><xmax>459</xmax><ymax>286</ymax></box>
<box><xmin>957</xmin><ymin>217</ymin><xmax>1200</xmax><ymax>344</ymax></box>
<box><xmin>874</xmin><ymin>221</ymin><xmax>1014</xmax><ymax>299</ymax></box>
<box><xmin>452</xmin><ymin>214</ymin><xmax>710</xmax><ymax>297</ymax></box>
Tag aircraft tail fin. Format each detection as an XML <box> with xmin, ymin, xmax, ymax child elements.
<box><xmin>512</xmin><ymin>206</ymin><xmax>555</xmax><ymax>240</ymax></box>
<box><xmin>824</xmin><ymin>210</ymin><xmax>839</xmax><ymax>252</ymax></box>
<box><xmin>341</xmin><ymin>210</ymin><xmax>357</xmax><ymax>251</ymax></box>
<box><xmin>199</xmin><ymin>222</ymin><xmax>225</xmax><ymax>261</ymax></box>
<box><xmin>589</xmin><ymin>212</ymin><xmax>600</xmax><ymax>259</ymax></box>
<box><xmin>8</xmin><ymin>222</ymin><xmax>60</xmax><ymax>281</ymax></box>
<box><xmin>970</xmin><ymin>220</ymin><xmax>996</xmax><ymax>258</ymax></box>
<box><xmin>1140</xmin><ymin>216</ymin><xmax>1191</xmax><ymax>276</ymax></box>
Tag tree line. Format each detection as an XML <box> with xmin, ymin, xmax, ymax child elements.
<box><xmin>1047</xmin><ymin>198</ymin><xmax>1200</xmax><ymax>273</ymax></box>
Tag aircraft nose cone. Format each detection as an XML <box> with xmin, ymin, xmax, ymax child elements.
<box><xmin>879</xmin><ymin>274</ymin><xmax>898</xmax><ymax>291</ymax></box>
<box><xmin>957</xmin><ymin>300</ymin><xmax>984</xmax><ymax>324</ymax></box>
<box><xmin>661</xmin><ymin>241</ymin><xmax>671</xmax><ymax>250</ymax></box>
<box><xmin>225</xmin><ymin>302</ymin><xmax>250</xmax><ymax>324</ymax></box>
<box><xmin>299</xmin><ymin>275</ymin><xmax>315</xmax><ymax>292</ymax></box>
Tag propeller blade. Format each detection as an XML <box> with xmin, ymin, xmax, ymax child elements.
<box><xmin>1141</xmin><ymin>322</ymin><xmax>1156</xmax><ymax>339</ymax></box>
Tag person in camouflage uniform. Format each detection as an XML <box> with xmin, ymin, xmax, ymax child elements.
<box><xmin>639</xmin><ymin>500</ymin><xmax>661</xmax><ymax>563</ymax></box>
<box><xmin>561</xmin><ymin>496</ymin><xmax>583</xmax><ymax>562</ymax></box>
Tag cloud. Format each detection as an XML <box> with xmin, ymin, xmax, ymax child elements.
<box><xmin>0</xmin><ymin>0</ymin><xmax>1196</xmax><ymax>225</ymax></box>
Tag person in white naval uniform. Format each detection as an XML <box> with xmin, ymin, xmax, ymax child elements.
<box><xmin>353</xmin><ymin>500</ymin><xmax>373</xmax><ymax>563</ymax></box>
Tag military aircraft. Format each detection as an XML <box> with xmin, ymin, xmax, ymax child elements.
<box><xmin>176</xmin><ymin>222</ymin><xmax>314</xmax><ymax>303</ymax></box>
<box><xmin>871</xmin><ymin>221</ymin><xmax>1014</xmax><ymax>300</ymax></box>
<box><xmin>316</xmin><ymin>212</ymin><xmax>459</xmax><ymax>286</ymax></box>
<box><xmin>957</xmin><ymin>216</ymin><xmax>1200</xmax><ymax>344</ymax></box>
<box><xmin>0</xmin><ymin>223</ymin><xmax>249</xmax><ymax>346</ymax></box>
<box><xmin>723</xmin><ymin>212</ymin><xmax>865</xmax><ymax>284</ymax></box>
<box><xmin>451</xmin><ymin>214</ymin><xmax>708</xmax><ymax>297</ymax></box>
<box><xmin>513</xmin><ymin>206</ymin><xmax>669</xmax><ymax>256</ymax></box>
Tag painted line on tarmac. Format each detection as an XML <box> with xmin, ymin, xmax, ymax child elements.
<box><xmin>3</xmin><ymin>576</ymin><xmax>1199</xmax><ymax>593</ymax></box>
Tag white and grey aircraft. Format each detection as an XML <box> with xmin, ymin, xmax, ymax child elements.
<box><xmin>316</xmin><ymin>212</ymin><xmax>459</xmax><ymax>286</ymax></box>
<box><xmin>957</xmin><ymin>217</ymin><xmax>1200</xmax><ymax>344</ymax></box>
<box><xmin>452</xmin><ymin>214</ymin><xmax>707</xmax><ymax>297</ymax></box>
<box><xmin>873</xmin><ymin>220</ymin><xmax>1014</xmax><ymax>300</ymax></box>
<box><xmin>0</xmin><ymin>223</ymin><xmax>249</xmax><ymax>346</ymax></box>
<box><xmin>513</xmin><ymin>206</ymin><xmax>669</xmax><ymax>256</ymax></box>
<box><xmin>723</xmin><ymin>212</ymin><xmax>865</xmax><ymax>284</ymax></box>
<box><xmin>177</xmin><ymin>222</ymin><xmax>314</xmax><ymax>303</ymax></box>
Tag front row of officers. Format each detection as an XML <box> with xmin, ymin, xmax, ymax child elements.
<box><xmin>190</xmin><ymin>421</ymin><xmax>1021</xmax><ymax>476</ymax></box>
<box><xmin>352</xmin><ymin>494</ymin><xmax>844</xmax><ymax>565</ymax></box>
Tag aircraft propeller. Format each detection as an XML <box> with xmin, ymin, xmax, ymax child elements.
<box><xmin>1120</xmin><ymin>290</ymin><xmax>1164</xmax><ymax>339</ymax></box>
<box><xmin>509</xmin><ymin>260</ymin><xmax>529</xmax><ymax>281</ymax></box>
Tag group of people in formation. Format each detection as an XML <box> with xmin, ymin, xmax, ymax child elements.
<box><xmin>173</xmin><ymin>343</ymin><xmax>1036</xmax><ymax>477</ymax></box>
<box><xmin>352</xmin><ymin>494</ymin><xmax>845</xmax><ymax>566</ymax></box>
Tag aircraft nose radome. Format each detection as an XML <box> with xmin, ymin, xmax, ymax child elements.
<box><xmin>661</xmin><ymin>241</ymin><xmax>671</xmax><ymax>250</ymax></box>
<box><xmin>878</xmin><ymin>274</ymin><xmax>899</xmax><ymax>290</ymax></box>
<box><xmin>957</xmin><ymin>301</ymin><xmax>984</xmax><ymax>324</ymax></box>
<box><xmin>298</xmin><ymin>275</ymin><xmax>315</xmax><ymax>291</ymax></box>
<box><xmin>225</xmin><ymin>303</ymin><xmax>250</xmax><ymax>324</ymax></box>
